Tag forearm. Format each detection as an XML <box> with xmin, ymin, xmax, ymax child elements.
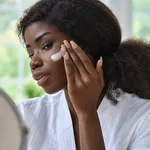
<box><xmin>78</xmin><ymin>112</ymin><xmax>105</xmax><ymax>150</ymax></box>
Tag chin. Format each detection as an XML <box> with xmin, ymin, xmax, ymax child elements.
<box><xmin>43</xmin><ymin>86</ymin><xmax>65</xmax><ymax>94</ymax></box>
<box><xmin>45</xmin><ymin>90</ymin><xmax>61</xmax><ymax>94</ymax></box>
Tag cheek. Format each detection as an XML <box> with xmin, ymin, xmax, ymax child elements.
<box><xmin>54</xmin><ymin>60</ymin><xmax>67</xmax><ymax>84</ymax></box>
<box><xmin>51</xmin><ymin>51</ymin><xmax>62</xmax><ymax>61</ymax></box>
<box><xmin>43</xmin><ymin>52</ymin><xmax>66</xmax><ymax>81</ymax></box>
<box><xmin>46</xmin><ymin>56</ymin><xmax>66</xmax><ymax>79</ymax></box>
<box><xmin>50</xmin><ymin>60</ymin><xmax>67</xmax><ymax>91</ymax></box>
<box><xmin>43</xmin><ymin>57</ymin><xmax>67</xmax><ymax>93</ymax></box>
<box><xmin>53</xmin><ymin>60</ymin><xmax>66</xmax><ymax>77</ymax></box>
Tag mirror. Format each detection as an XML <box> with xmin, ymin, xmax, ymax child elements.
<box><xmin>0</xmin><ymin>88</ymin><xmax>26</xmax><ymax>150</ymax></box>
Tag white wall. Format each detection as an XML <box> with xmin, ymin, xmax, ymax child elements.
<box><xmin>101</xmin><ymin>0</ymin><xmax>132</xmax><ymax>40</ymax></box>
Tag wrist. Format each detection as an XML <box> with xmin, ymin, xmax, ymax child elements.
<box><xmin>77</xmin><ymin>110</ymin><xmax>99</xmax><ymax>122</ymax></box>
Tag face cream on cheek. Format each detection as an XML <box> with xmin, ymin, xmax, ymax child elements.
<box><xmin>51</xmin><ymin>51</ymin><xmax>63</xmax><ymax>61</ymax></box>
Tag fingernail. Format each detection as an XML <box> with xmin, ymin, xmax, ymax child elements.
<box><xmin>99</xmin><ymin>57</ymin><xmax>103</xmax><ymax>66</ymax></box>
<box><xmin>64</xmin><ymin>40</ymin><xmax>70</xmax><ymax>48</ymax></box>
<box><xmin>70</xmin><ymin>41</ymin><xmax>78</xmax><ymax>49</ymax></box>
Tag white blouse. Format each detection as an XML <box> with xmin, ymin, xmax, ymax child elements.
<box><xmin>18</xmin><ymin>90</ymin><xmax>150</xmax><ymax>150</ymax></box>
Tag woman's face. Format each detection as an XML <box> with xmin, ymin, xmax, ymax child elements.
<box><xmin>24</xmin><ymin>22</ymin><xmax>71</xmax><ymax>94</ymax></box>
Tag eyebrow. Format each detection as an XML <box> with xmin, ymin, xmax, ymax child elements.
<box><xmin>25</xmin><ymin>32</ymin><xmax>51</xmax><ymax>48</ymax></box>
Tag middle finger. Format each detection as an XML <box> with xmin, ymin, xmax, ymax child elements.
<box><xmin>63</xmin><ymin>40</ymin><xmax>88</xmax><ymax>77</ymax></box>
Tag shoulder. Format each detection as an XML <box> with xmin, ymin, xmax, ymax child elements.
<box><xmin>110</xmin><ymin>89</ymin><xmax>150</xmax><ymax>113</ymax></box>
<box><xmin>99</xmin><ymin>90</ymin><xmax>150</xmax><ymax>149</ymax></box>
<box><xmin>100</xmin><ymin>89</ymin><xmax>150</xmax><ymax>113</ymax></box>
<box><xmin>118</xmin><ymin>91</ymin><xmax>150</xmax><ymax>115</ymax></box>
<box><xmin>126</xmin><ymin>94</ymin><xmax>150</xmax><ymax>149</ymax></box>
<box><xmin>118</xmin><ymin>91</ymin><xmax>150</xmax><ymax>125</ymax></box>
<box><xmin>99</xmin><ymin>89</ymin><xmax>150</xmax><ymax>129</ymax></box>
<box><xmin>115</xmin><ymin>90</ymin><xmax>150</xmax><ymax>121</ymax></box>
<box><xmin>17</xmin><ymin>90</ymin><xmax>65</xmax><ymax>121</ymax></box>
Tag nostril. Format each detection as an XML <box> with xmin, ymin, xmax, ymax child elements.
<box><xmin>30</xmin><ymin>59</ymin><xmax>43</xmax><ymax>70</ymax></box>
<box><xmin>31</xmin><ymin>65</ymin><xmax>36</xmax><ymax>70</ymax></box>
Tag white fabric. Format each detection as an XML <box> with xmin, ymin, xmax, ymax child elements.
<box><xmin>18</xmin><ymin>90</ymin><xmax>150</xmax><ymax>150</ymax></box>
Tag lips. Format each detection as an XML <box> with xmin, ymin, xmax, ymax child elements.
<box><xmin>34</xmin><ymin>75</ymin><xmax>44</xmax><ymax>81</ymax></box>
<box><xmin>33</xmin><ymin>72</ymin><xmax>50</xmax><ymax>86</ymax></box>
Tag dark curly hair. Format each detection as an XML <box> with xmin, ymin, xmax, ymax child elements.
<box><xmin>17</xmin><ymin>0</ymin><xmax>150</xmax><ymax>103</ymax></box>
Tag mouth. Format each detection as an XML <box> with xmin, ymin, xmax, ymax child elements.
<box><xmin>33</xmin><ymin>73</ymin><xmax>50</xmax><ymax>86</ymax></box>
<box><xmin>36</xmin><ymin>75</ymin><xmax>50</xmax><ymax>86</ymax></box>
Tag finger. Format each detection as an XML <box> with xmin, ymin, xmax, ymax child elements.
<box><xmin>63</xmin><ymin>43</ymin><xmax>81</xmax><ymax>83</ymax></box>
<box><xmin>70</xmin><ymin>41</ymin><xmax>96</xmax><ymax>75</ymax></box>
<box><xmin>63</xmin><ymin>40</ymin><xmax>89</xmax><ymax>77</ymax></box>
<box><xmin>61</xmin><ymin>45</ymin><xmax>65</xmax><ymax>57</ymax></box>
<box><xmin>96</xmin><ymin>57</ymin><xmax>105</xmax><ymax>87</ymax></box>
<box><xmin>62</xmin><ymin>45</ymin><xmax>75</xmax><ymax>86</ymax></box>
<box><xmin>62</xmin><ymin>44</ymin><xmax>80</xmax><ymax>85</ymax></box>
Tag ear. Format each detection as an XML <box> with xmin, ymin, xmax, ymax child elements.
<box><xmin>96</xmin><ymin>57</ymin><xmax>105</xmax><ymax>87</ymax></box>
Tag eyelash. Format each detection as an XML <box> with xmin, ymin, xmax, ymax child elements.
<box><xmin>42</xmin><ymin>42</ymin><xmax>53</xmax><ymax>51</ymax></box>
<box><xmin>28</xmin><ymin>42</ymin><xmax>53</xmax><ymax>59</ymax></box>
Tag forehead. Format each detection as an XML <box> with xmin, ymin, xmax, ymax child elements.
<box><xmin>24</xmin><ymin>22</ymin><xmax>62</xmax><ymax>42</ymax></box>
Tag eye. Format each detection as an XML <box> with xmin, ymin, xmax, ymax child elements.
<box><xmin>42</xmin><ymin>42</ymin><xmax>53</xmax><ymax>51</ymax></box>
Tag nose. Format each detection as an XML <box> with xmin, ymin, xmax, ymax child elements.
<box><xmin>30</xmin><ymin>52</ymin><xmax>43</xmax><ymax>70</ymax></box>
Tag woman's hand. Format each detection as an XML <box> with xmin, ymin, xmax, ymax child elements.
<box><xmin>61</xmin><ymin>40</ymin><xmax>106</xmax><ymax>150</ymax></box>
<box><xmin>61</xmin><ymin>40</ymin><xmax>104</xmax><ymax>117</ymax></box>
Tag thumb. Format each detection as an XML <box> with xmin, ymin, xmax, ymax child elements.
<box><xmin>96</xmin><ymin>57</ymin><xmax>105</xmax><ymax>87</ymax></box>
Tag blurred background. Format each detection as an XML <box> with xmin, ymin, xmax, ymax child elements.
<box><xmin>0</xmin><ymin>0</ymin><xmax>150</xmax><ymax>103</ymax></box>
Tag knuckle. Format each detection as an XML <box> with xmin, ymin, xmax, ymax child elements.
<box><xmin>69</xmin><ymin>49</ymin><xmax>74</xmax><ymax>54</ymax></box>
<box><xmin>65</xmin><ymin>59</ymin><xmax>71</xmax><ymax>65</ymax></box>
<box><xmin>73</xmin><ymin>45</ymin><xmax>79</xmax><ymax>51</ymax></box>
<box><xmin>66</xmin><ymin>66</ymin><xmax>73</xmax><ymax>76</ymax></box>
<box><xmin>75</xmin><ymin>59</ymin><xmax>82</xmax><ymax>66</ymax></box>
<box><xmin>76</xmin><ymin>81</ymin><xmax>83</xmax><ymax>88</ymax></box>
<box><xmin>83</xmin><ymin>76</ymin><xmax>91</xmax><ymax>84</ymax></box>
<box><xmin>67</xmin><ymin>72</ymin><xmax>73</xmax><ymax>77</ymax></box>
<box><xmin>73</xmin><ymin>57</ymin><xmax>79</xmax><ymax>62</ymax></box>
<box><xmin>83</xmin><ymin>58</ymin><xmax>90</xmax><ymax>64</ymax></box>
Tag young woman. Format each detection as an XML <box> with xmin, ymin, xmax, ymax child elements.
<box><xmin>17</xmin><ymin>0</ymin><xmax>150</xmax><ymax>149</ymax></box>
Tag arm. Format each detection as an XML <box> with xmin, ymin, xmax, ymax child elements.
<box><xmin>78</xmin><ymin>112</ymin><xmax>105</xmax><ymax>150</ymax></box>
<box><xmin>62</xmin><ymin>40</ymin><xmax>105</xmax><ymax>150</ymax></box>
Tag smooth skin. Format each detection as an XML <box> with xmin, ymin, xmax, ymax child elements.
<box><xmin>62</xmin><ymin>41</ymin><xmax>105</xmax><ymax>150</ymax></box>
<box><xmin>24</xmin><ymin>22</ymin><xmax>105</xmax><ymax>150</ymax></box>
